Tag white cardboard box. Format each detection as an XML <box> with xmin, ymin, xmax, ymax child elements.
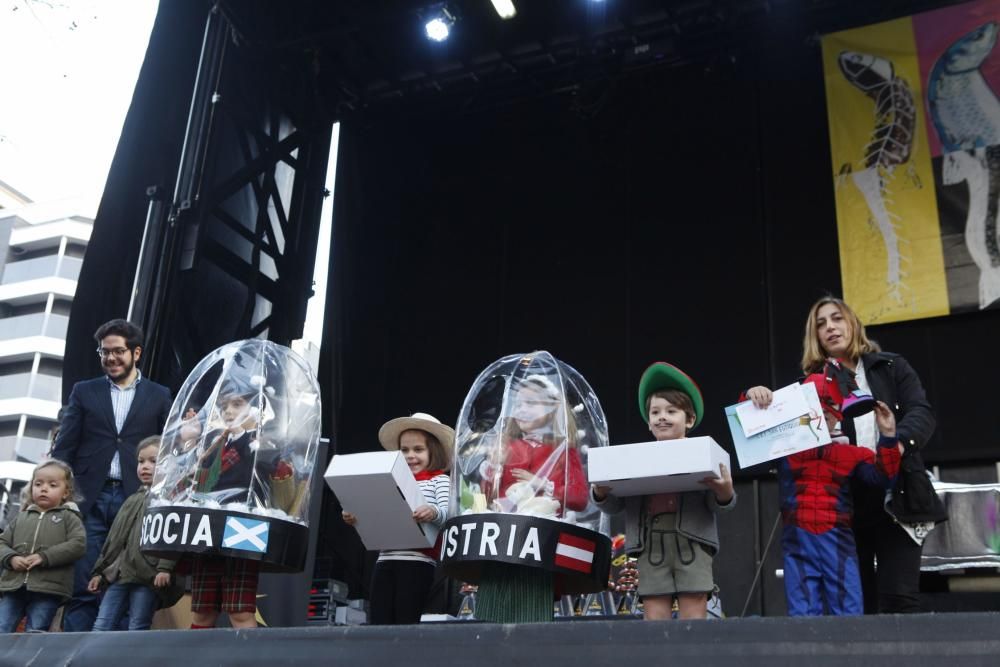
<box><xmin>586</xmin><ymin>436</ymin><xmax>731</xmax><ymax>496</ymax></box>
<box><xmin>334</xmin><ymin>605</ymin><xmax>367</xmax><ymax>626</ymax></box>
<box><xmin>324</xmin><ymin>451</ymin><xmax>437</xmax><ymax>550</ymax></box>
<box><xmin>420</xmin><ymin>613</ymin><xmax>457</xmax><ymax>623</ymax></box>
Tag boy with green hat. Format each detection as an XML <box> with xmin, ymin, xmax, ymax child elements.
<box><xmin>592</xmin><ymin>361</ymin><xmax>735</xmax><ymax>620</ymax></box>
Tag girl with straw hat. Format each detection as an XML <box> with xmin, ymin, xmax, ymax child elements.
<box><xmin>342</xmin><ymin>413</ymin><xmax>454</xmax><ymax>624</ymax></box>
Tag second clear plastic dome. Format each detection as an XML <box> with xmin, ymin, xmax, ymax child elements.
<box><xmin>451</xmin><ymin>351</ymin><xmax>609</xmax><ymax>532</ymax></box>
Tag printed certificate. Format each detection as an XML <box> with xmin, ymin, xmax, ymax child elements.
<box><xmin>725</xmin><ymin>382</ymin><xmax>831</xmax><ymax>468</ymax></box>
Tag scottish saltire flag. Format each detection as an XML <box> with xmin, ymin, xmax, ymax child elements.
<box><xmin>223</xmin><ymin>516</ymin><xmax>269</xmax><ymax>553</ymax></box>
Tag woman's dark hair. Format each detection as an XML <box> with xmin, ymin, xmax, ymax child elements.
<box><xmin>801</xmin><ymin>297</ymin><xmax>879</xmax><ymax>373</ymax></box>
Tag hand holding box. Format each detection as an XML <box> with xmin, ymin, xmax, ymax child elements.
<box><xmin>587</xmin><ymin>436</ymin><xmax>731</xmax><ymax>496</ymax></box>
<box><xmin>324</xmin><ymin>451</ymin><xmax>437</xmax><ymax>550</ymax></box>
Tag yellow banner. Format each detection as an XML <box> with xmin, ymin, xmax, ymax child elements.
<box><xmin>822</xmin><ymin>18</ymin><xmax>949</xmax><ymax>324</ymax></box>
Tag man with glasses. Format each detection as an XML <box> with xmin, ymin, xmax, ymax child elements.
<box><xmin>51</xmin><ymin>319</ymin><xmax>172</xmax><ymax>632</ymax></box>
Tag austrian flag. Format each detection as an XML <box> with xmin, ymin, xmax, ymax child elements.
<box><xmin>554</xmin><ymin>533</ymin><xmax>596</xmax><ymax>573</ymax></box>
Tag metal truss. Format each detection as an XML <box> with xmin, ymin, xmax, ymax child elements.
<box><xmin>130</xmin><ymin>3</ymin><xmax>331</xmax><ymax>388</ymax></box>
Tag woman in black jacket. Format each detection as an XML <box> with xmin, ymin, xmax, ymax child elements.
<box><xmin>746</xmin><ymin>296</ymin><xmax>935</xmax><ymax>614</ymax></box>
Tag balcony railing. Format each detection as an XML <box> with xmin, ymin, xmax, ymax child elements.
<box><xmin>1</xmin><ymin>256</ymin><xmax>82</xmax><ymax>284</ymax></box>
<box><xmin>0</xmin><ymin>436</ymin><xmax>15</xmax><ymax>461</ymax></box>
<box><xmin>0</xmin><ymin>373</ymin><xmax>62</xmax><ymax>402</ymax></box>
<box><xmin>0</xmin><ymin>435</ymin><xmax>51</xmax><ymax>463</ymax></box>
<box><xmin>0</xmin><ymin>313</ymin><xmax>69</xmax><ymax>341</ymax></box>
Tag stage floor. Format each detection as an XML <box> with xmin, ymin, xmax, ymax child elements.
<box><xmin>2</xmin><ymin>613</ymin><xmax>1000</xmax><ymax>667</ymax></box>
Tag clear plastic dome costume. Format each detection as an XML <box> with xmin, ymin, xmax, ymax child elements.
<box><xmin>442</xmin><ymin>351</ymin><xmax>612</xmax><ymax>594</ymax></box>
<box><xmin>140</xmin><ymin>340</ymin><xmax>320</xmax><ymax>572</ymax></box>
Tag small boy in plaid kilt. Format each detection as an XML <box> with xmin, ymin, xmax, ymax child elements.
<box><xmin>187</xmin><ymin>379</ymin><xmax>272</xmax><ymax>629</ymax></box>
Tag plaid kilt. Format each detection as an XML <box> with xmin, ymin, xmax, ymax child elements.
<box><xmin>190</xmin><ymin>557</ymin><xmax>260</xmax><ymax>614</ymax></box>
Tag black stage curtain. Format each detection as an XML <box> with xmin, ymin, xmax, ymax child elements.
<box><xmin>322</xmin><ymin>25</ymin><xmax>1000</xmax><ymax>615</ymax></box>
<box><xmin>75</xmin><ymin>0</ymin><xmax>1000</xmax><ymax>618</ymax></box>
<box><xmin>324</xmin><ymin>22</ymin><xmax>999</xmax><ymax>472</ymax></box>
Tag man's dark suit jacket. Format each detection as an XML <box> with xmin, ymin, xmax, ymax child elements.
<box><xmin>52</xmin><ymin>376</ymin><xmax>172</xmax><ymax>514</ymax></box>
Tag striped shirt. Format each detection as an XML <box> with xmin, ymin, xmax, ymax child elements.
<box><xmin>106</xmin><ymin>370</ymin><xmax>142</xmax><ymax>480</ymax></box>
<box><xmin>377</xmin><ymin>473</ymin><xmax>450</xmax><ymax>565</ymax></box>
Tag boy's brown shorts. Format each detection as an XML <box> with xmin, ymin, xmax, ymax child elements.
<box><xmin>637</xmin><ymin>512</ymin><xmax>715</xmax><ymax>597</ymax></box>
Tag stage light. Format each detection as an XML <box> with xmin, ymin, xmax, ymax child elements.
<box><xmin>425</xmin><ymin>7</ymin><xmax>455</xmax><ymax>42</ymax></box>
<box><xmin>490</xmin><ymin>0</ymin><xmax>517</xmax><ymax>19</ymax></box>
<box><xmin>425</xmin><ymin>17</ymin><xmax>450</xmax><ymax>41</ymax></box>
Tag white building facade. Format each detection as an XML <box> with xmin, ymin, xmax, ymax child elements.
<box><xmin>0</xmin><ymin>183</ymin><xmax>92</xmax><ymax>462</ymax></box>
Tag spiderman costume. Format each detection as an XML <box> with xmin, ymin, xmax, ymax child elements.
<box><xmin>778</xmin><ymin>365</ymin><xmax>901</xmax><ymax>616</ymax></box>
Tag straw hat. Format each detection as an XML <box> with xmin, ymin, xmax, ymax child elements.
<box><xmin>378</xmin><ymin>412</ymin><xmax>455</xmax><ymax>451</ymax></box>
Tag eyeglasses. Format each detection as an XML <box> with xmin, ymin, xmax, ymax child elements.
<box><xmin>96</xmin><ymin>347</ymin><xmax>131</xmax><ymax>359</ymax></box>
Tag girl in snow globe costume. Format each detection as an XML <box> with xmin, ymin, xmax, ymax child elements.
<box><xmin>444</xmin><ymin>351</ymin><xmax>611</xmax><ymax>622</ymax></box>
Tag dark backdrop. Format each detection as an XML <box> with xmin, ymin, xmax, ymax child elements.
<box><xmin>325</xmin><ymin>13</ymin><xmax>1000</xmax><ymax>467</ymax></box>
<box><xmin>68</xmin><ymin>0</ymin><xmax>1000</xmax><ymax>619</ymax></box>
<box><xmin>320</xmin><ymin>16</ymin><xmax>1000</xmax><ymax>616</ymax></box>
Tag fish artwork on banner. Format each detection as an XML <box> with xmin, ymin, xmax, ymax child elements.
<box><xmin>822</xmin><ymin>0</ymin><xmax>1000</xmax><ymax>324</ymax></box>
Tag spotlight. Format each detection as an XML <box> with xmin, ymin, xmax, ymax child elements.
<box><xmin>490</xmin><ymin>0</ymin><xmax>516</xmax><ymax>19</ymax></box>
<box><xmin>425</xmin><ymin>7</ymin><xmax>455</xmax><ymax>42</ymax></box>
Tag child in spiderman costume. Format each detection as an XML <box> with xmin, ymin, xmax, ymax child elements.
<box><xmin>778</xmin><ymin>361</ymin><xmax>903</xmax><ymax>616</ymax></box>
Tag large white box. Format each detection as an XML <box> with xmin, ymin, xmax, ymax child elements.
<box><xmin>334</xmin><ymin>604</ymin><xmax>367</xmax><ymax>626</ymax></box>
<box><xmin>324</xmin><ymin>451</ymin><xmax>437</xmax><ymax>550</ymax></box>
<box><xmin>586</xmin><ymin>436</ymin><xmax>731</xmax><ymax>496</ymax></box>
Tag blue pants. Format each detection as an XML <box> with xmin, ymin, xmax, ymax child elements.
<box><xmin>63</xmin><ymin>482</ymin><xmax>126</xmax><ymax>632</ymax></box>
<box><xmin>0</xmin><ymin>587</ymin><xmax>61</xmax><ymax>633</ymax></box>
<box><xmin>93</xmin><ymin>582</ymin><xmax>158</xmax><ymax>631</ymax></box>
<box><xmin>782</xmin><ymin>525</ymin><xmax>863</xmax><ymax>616</ymax></box>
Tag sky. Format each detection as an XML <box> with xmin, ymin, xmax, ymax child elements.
<box><xmin>299</xmin><ymin>125</ymin><xmax>337</xmax><ymax>353</ymax></box>
<box><xmin>0</xmin><ymin>0</ymin><xmax>160</xmax><ymax>214</ymax></box>
<box><xmin>0</xmin><ymin>0</ymin><xmax>335</xmax><ymax>351</ymax></box>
